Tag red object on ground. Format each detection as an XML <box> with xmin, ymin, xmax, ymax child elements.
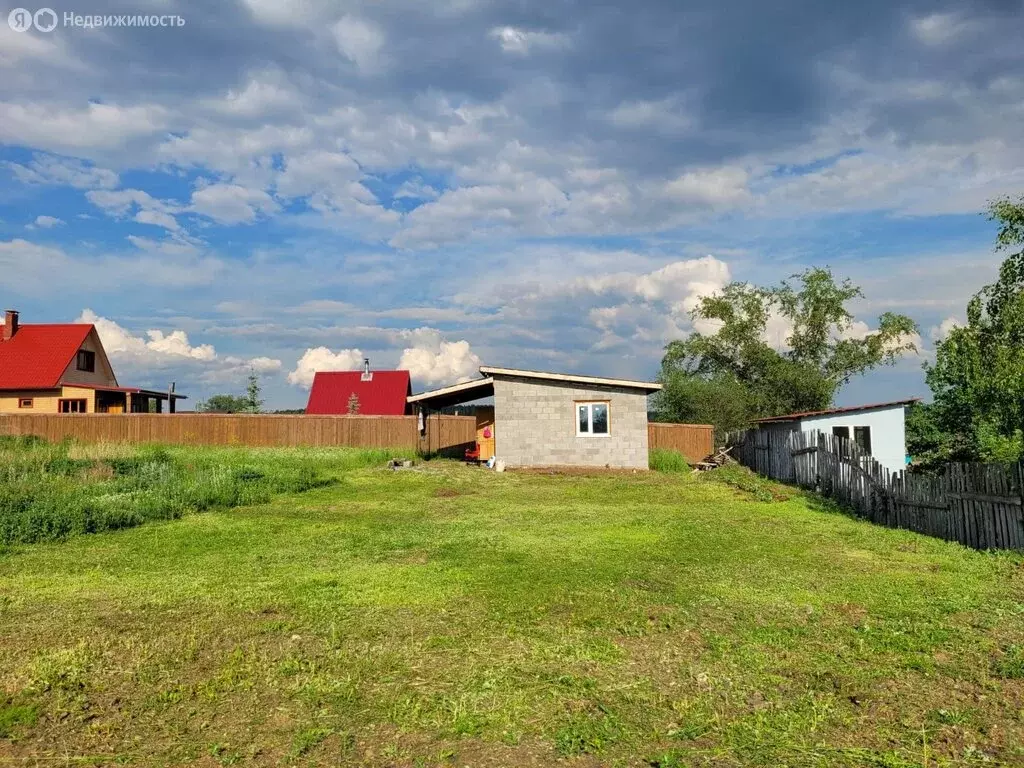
<box><xmin>305</xmin><ymin>370</ymin><xmax>413</xmax><ymax>415</ymax></box>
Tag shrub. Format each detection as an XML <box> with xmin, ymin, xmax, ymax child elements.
<box><xmin>649</xmin><ymin>449</ymin><xmax>690</xmax><ymax>473</ymax></box>
<box><xmin>44</xmin><ymin>455</ymin><xmax>95</xmax><ymax>477</ymax></box>
<box><xmin>0</xmin><ymin>435</ymin><xmax>46</xmax><ymax>450</ymax></box>
<box><xmin>106</xmin><ymin>447</ymin><xmax>173</xmax><ymax>477</ymax></box>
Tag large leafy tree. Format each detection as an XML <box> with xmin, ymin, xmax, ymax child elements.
<box><xmin>655</xmin><ymin>268</ymin><xmax>918</xmax><ymax>431</ymax></box>
<box><xmin>925</xmin><ymin>196</ymin><xmax>1024</xmax><ymax>463</ymax></box>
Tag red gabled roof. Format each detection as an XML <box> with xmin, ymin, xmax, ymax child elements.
<box><xmin>0</xmin><ymin>324</ymin><xmax>93</xmax><ymax>390</ymax></box>
<box><xmin>753</xmin><ymin>398</ymin><xmax>921</xmax><ymax>423</ymax></box>
<box><xmin>305</xmin><ymin>370</ymin><xmax>412</xmax><ymax>415</ymax></box>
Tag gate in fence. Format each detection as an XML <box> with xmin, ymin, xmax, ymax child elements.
<box><xmin>727</xmin><ymin>428</ymin><xmax>1024</xmax><ymax>551</ymax></box>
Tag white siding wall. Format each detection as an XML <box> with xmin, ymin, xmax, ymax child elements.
<box><xmin>799</xmin><ymin>405</ymin><xmax>907</xmax><ymax>473</ymax></box>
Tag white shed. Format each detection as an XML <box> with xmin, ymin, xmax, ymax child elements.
<box><xmin>753</xmin><ymin>399</ymin><xmax>919</xmax><ymax>473</ymax></box>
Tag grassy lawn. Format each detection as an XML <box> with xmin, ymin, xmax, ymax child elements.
<box><xmin>1</xmin><ymin>444</ymin><xmax>1023</xmax><ymax>766</ymax></box>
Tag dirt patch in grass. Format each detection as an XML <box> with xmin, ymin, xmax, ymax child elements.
<box><xmin>510</xmin><ymin>465</ymin><xmax>649</xmax><ymax>477</ymax></box>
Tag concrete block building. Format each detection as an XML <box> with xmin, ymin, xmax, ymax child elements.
<box><xmin>408</xmin><ymin>366</ymin><xmax>661</xmax><ymax>469</ymax></box>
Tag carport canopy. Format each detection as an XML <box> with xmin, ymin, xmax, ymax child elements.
<box><xmin>407</xmin><ymin>377</ymin><xmax>494</xmax><ymax>410</ymax></box>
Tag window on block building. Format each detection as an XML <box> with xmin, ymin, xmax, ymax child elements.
<box><xmin>576</xmin><ymin>402</ymin><xmax>610</xmax><ymax>436</ymax></box>
<box><xmin>59</xmin><ymin>399</ymin><xmax>87</xmax><ymax>413</ymax></box>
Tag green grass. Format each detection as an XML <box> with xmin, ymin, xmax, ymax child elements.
<box><xmin>0</xmin><ymin>446</ymin><xmax>1023</xmax><ymax>766</ymax></box>
<box><xmin>649</xmin><ymin>448</ymin><xmax>690</xmax><ymax>472</ymax></box>
<box><xmin>0</xmin><ymin>437</ymin><xmax>406</xmax><ymax>545</ymax></box>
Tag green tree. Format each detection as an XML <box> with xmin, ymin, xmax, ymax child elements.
<box><xmin>346</xmin><ymin>392</ymin><xmax>360</xmax><ymax>415</ymax></box>
<box><xmin>656</xmin><ymin>267</ymin><xmax>918</xmax><ymax>432</ymax></box>
<box><xmin>244</xmin><ymin>368</ymin><xmax>263</xmax><ymax>414</ymax></box>
<box><xmin>925</xmin><ymin>196</ymin><xmax>1024</xmax><ymax>463</ymax></box>
<box><xmin>196</xmin><ymin>394</ymin><xmax>249</xmax><ymax>414</ymax></box>
<box><xmin>904</xmin><ymin>402</ymin><xmax>954</xmax><ymax>471</ymax></box>
<box><xmin>653</xmin><ymin>371</ymin><xmax>754</xmax><ymax>437</ymax></box>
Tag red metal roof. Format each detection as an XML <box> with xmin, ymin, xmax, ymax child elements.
<box><xmin>305</xmin><ymin>370</ymin><xmax>412</xmax><ymax>415</ymax></box>
<box><xmin>0</xmin><ymin>324</ymin><xmax>93</xmax><ymax>390</ymax></box>
<box><xmin>753</xmin><ymin>398</ymin><xmax>921</xmax><ymax>423</ymax></box>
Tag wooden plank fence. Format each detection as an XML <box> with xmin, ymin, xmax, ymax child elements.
<box><xmin>648</xmin><ymin>422</ymin><xmax>715</xmax><ymax>463</ymax></box>
<box><xmin>418</xmin><ymin>412</ymin><xmax>478</xmax><ymax>457</ymax></box>
<box><xmin>728</xmin><ymin>428</ymin><xmax>1024</xmax><ymax>551</ymax></box>
<box><xmin>0</xmin><ymin>413</ymin><xmax>476</xmax><ymax>454</ymax></box>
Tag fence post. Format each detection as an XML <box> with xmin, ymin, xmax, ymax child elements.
<box><xmin>1017</xmin><ymin>461</ymin><xmax>1024</xmax><ymax>550</ymax></box>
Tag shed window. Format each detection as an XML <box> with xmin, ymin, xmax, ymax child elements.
<box><xmin>76</xmin><ymin>349</ymin><xmax>95</xmax><ymax>372</ymax></box>
<box><xmin>576</xmin><ymin>402</ymin><xmax>609</xmax><ymax>436</ymax></box>
<box><xmin>58</xmin><ymin>399</ymin><xmax>87</xmax><ymax>413</ymax></box>
<box><xmin>18</xmin><ymin>398</ymin><xmax>33</xmax><ymax>409</ymax></box>
<box><xmin>854</xmin><ymin>426</ymin><xmax>872</xmax><ymax>455</ymax></box>
<box><xmin>832</xmin><ymin>426</ymin><xmax>850</xmax><ymax>440</ymax></box>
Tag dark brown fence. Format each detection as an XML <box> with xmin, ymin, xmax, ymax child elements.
<box><xmin>728</xmin><ymin>428</ymin><xmax>1024</xmax><ymax>550</ymax></box>
<box><xmin>0</xmin><ymin>413</ymin><xmax>476</xmax><ymax>454</ymax></box>
<box><xmin>648</xmin><ymin>422</ymin><xmax>715</xmax><ymax>463</ymax></box>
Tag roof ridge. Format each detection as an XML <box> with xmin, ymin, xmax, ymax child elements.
<box><xmin>754</xmin><ymin>398</ymin><xmax>921</xmax><ymax>422</ymax></box>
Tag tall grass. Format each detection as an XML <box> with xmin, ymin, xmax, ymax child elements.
<box><xmin>649</xmin><ymin>448</ymin><xmax>690</xmax><ymax>472</ymax></box>
<box><xmin>0</xmin><ymin>437</ymin><xmax>403</xmax><ymax>545</ymax></box>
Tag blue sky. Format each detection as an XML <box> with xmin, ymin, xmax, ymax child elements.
<box><xmin>1</xmin><ymin>0</ymin><xmax>1022</xmax><ymax>409</ymax></box>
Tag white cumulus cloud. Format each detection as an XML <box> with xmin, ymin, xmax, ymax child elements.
<box><xmin>134</xmin><ymin>209</ymin><xmax>180</xmax><ymax>231</ymax></box>
<box><xmin>333</xmin><ymin>15</ymin><xmax>385</xmax><ymax>72</ymax></box>
<box><xmin>930</xmin><ymin>316</ymin><xmax>963</xmax><ymax>342</ymax></box>
<box><xmin>76</xmin><ymin>309</ymin><xmax>281</xmax><ymax>385</ymax></box>
<box><xmin>287</xmin><ymin>346</ymin><xmax>365</xmax><ymax>388</ymax></box>
<box><xmin>190</xmin><ymin>183</ymin><xmax>279</xmax><ymax>225</ymax></box>
<box><xmin>31</xmin><ymin>215</ymin><xmax>64</xmax><ymax>229</ymax></box>
<box><xmin>399</xmin><ymin>339</ymin><xmax>481</xmax><ymax>386</ymax></box>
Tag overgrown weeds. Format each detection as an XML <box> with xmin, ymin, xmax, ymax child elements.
<box><xmin>649</xmin><ymin>448</ymin><xmax>690</xmax><ymax>473</ymax></box>
<box><xmin>703</xmin><ymin>463</ymin><xmax>793</xmax><ymax>502</ymax></box>
<box><xmin>0</xmin><ymin>438</ymin><xmax>350</xmax><ymax>545</ymax></box>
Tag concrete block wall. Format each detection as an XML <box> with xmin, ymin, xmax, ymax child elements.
<box><xmin>492</xmin><ymin>375</ymin><xmax>650</xmax><ymax>468</ymax></box>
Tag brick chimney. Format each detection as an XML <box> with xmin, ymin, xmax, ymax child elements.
<box><xmin>2</xmin><ymin>309</ymin><xmax>18</xmax><ymax>341</ymax></box>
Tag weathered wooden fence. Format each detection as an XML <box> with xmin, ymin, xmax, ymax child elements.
<box><xmin>728</xmin><ymin>428</ymin><xmax>1024</xmax><ymax>550</ymax></box>
<box><xmin>648</xmin><ymin>422</ymin><xmax>715</xmax><ymax>463</ymax></box>
<box><xmin>0</xmin><ymin>413</ymin><xmax>476</xmax><ymax>454</ymax></box>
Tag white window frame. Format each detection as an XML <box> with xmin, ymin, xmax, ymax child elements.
<box><xmin>576</xmin><ymin>401</ymin><xmax>610</xmax><ymax>437</ymax></box>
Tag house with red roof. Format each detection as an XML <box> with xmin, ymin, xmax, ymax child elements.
<box><xmin>0</xmin><ymin>309</ymin><xmax>186</xmax><ymax>414</ymax></box>
<box><xmin>305</xmin><ymin>360</ymin><xmax>412</xmax><ymax>415</ymax></box>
